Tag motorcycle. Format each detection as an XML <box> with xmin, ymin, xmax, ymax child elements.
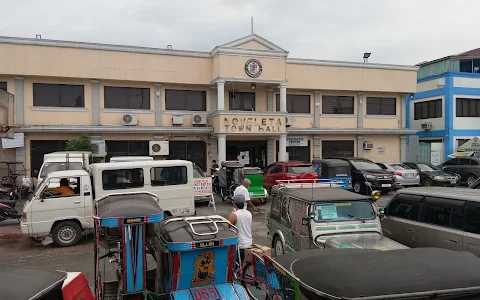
<box><xmin>0</xmin><ymin>202</ymin><xmax>21</xmax><ymax>222</ymax></box>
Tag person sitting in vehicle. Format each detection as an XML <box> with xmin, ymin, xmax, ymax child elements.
<box><xmin>44</xmin><ymin>178</ymin><xmax>75</xmax><ymax>196</ymax></box>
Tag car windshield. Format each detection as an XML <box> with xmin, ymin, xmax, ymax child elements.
<box><xmin>389</xmin><ymin>163</ymin><xmax>410</xmax><ymax>170</ymax></box>
<box><xmin>313</xmin><ymin>201</ymin><xmax>375</xmax><ymax>222</ymax></box>
<box><xmin>287</xmin><ymin>165</ymin><xmax>314</xmax><ymax>174</ymax></box>
<box><xmin>417</xmin><ymin>164</ymin><xmax>435</xmax><ymax>172</ymax></box>
<box><xmin>351</xmin><ymin>161</ymin><xmax>382</xmax><ymax>170</ymax></box>
<box><xmin>39</xmin><ymin>162</ymin><xmax>83</xmax><ymax>178</ymax></box>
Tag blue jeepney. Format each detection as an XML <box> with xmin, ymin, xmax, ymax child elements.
<box><xmin>311</xmin><ymin>159</ymin><xmax>352</xmax><ymax>191</ymax></box>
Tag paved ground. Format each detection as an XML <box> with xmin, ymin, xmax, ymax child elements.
<box><xmin>0</xmin><ymin>192</ymin><xmax>396</xmax><ymax>286</ymax></box>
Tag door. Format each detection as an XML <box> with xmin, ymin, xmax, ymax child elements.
<box><xmin>455</xmin><ymin>158</ymin><xmax>473</xmax><ymax>181</ymax></box>
<box><xmin>280</xmin><ymin>195</ymin><xmax>294</xmax><ymax>251</ymax></box>
<box><xmin>382</xmin><ymin>194</ymin><xmax>423</xmax><ymax>247</ymax></box>
<box><xmin>441</xmin><ymin>158</ymin><xmax>460</xmax><ymax>176</ymax></box>
<box><xmin>463</xmin><ymin>201</ymin><xmax>480</xmax><ymax>257</ymax></box>
<box><xmin>31</xmin><ymin>176</ymin><xmax>85</xmax><ymax>235</ymax></box>
<box><xmin>417</xmin><ymin>196</ymin><xmax>464</xmax><ymax>251</ymax></box>
<box><xmin>264</xmin><ymin>164</ymin><xmax>282</xmax><ymax>188</ymax></box>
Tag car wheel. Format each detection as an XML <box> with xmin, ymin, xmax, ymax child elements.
<box><xmin>52</xmin><ymin>221</ymin><xmax>82</xmax><ymax>247</ymax></box>
<box><xmin>423</xmin><ymin>178</ymin><xmax>433</xmax><ymax>186</ymax></box>
<box><xmin>353</xmin><ymin>182</ymin><xmax>363</xmax><ymax>194</ymax></box>
<box><xmin>467</xmin><ymin>175</ymin><xmax>478</xmax><ymax>187</ymax></box>
<box><xmin>273</xmin><ymin>236</ymin><xmax>284</xmax><ymax>257</ymax></box>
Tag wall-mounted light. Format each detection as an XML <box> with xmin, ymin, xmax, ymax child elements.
<box><xmin>363</xmin><ymin>52</ymin><xmax>371</xmax><ymax>63</ymax></box>
<box><xmin>251</xmin><ymin>83</ymin><xmax>256</xmax><ymax>90</ymax></box>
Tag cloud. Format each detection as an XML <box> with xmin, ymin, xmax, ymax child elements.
<box><xmin>0</xmin><ymin>0</ymin><xmax>479</xmax><ymax>64</ymax></box>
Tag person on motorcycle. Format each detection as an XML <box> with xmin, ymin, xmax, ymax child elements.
<box><xmin>44</xmin><ymin>178</ymin><xmax>75</xmax><ymax>196</ymax></box>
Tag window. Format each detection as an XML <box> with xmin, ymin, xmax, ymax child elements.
<box><xmin>270</xmin><ymin>193</ymin><xmax>282</xmax><ymax>220</ymax></box>
<box><xmin>150</xmin><ymin>166</ymin><xmax>187</xmax><ymax>186</ymax></box>
<box><xmin>104</xmin><ymin>86</ymin><xmax>150</xmax><ymax>110</ymax></box>
<box><xmin>366</xmin><ymin>97</ymin><xmax>396</xmax><ymax>115</ymax></box>
<box><xmin>280</xmin><ymin>196</ymin><xmax>290</xmax><ymax>225</ymax></box>
<box><xmin>33</xmin><ymin>83</ymin><xmax>84</xmax><ymax>107</ymax></box>
<box><xmin>276</xmin><ymin>94</ymin><xmax>310</xmax><ymax>113</ymax></box>
<box><xmin>422</xmin><ymin>197</ymin><xmax>464</xmax><ymax>229</ymax></box>
<box><xmin>43</xmin><ymin>177</ymin><xmax>81</xmax><ymax>198</ymax></box>
<box><xmin>460</xmin><ymin>59</ymin><xmax>480</xmax><ymax>73</ymax></box>
<box><xmin>30</xmin><ymin>140</ymin><xmax>66</xmax><ymax>177</ymax></box>
<box><xmin>105</xmin><ymin>141</ymin><xmax>149</xmax><ymax>162</ymax></box>
<box><xmin>229</xmin><ymin>92</ymin><xmax>255</xmax><ymax>111</ymax></box>
<box><xmin>270</xmin><ymin>165</ymin><xmax>283</xmax><ymax>173</ymax></box>
<box><xmin>464</xmin><ymin>201</ymin><xmax>480</xmax><ymax>234</ymax></box>
<box><xmin>443</xmin><ymin>158</ymin><xmax>460</xmax><ymax>166</ymax></box>
<box><xmin>0</xmin><ymin>82</ymin><xmax>6</xmax><ymax>92</ymax></box>
<box><xmin>40</xmin><ymin>162</ymin><xmax>83</xmax><ymax>178</ymax></box>
<box><xmin>276</xmin><ymin>140</ymin><xmax>311</xmax><ymax>162</ymax></box>
<box><xmin>387</xmin><ymin>194</ymin><xmax>423</xmax><ymax>221</ymax></box>
<box><xmin>322</xmin><ymin>140</ymin><xmax>354</xmax><ymax>158</ymax></box>
<box><xmin>322</xmin><ymin>96</ymin><xmax>354</xmax><ymax>114</ymax></box>
<box><xmin>287</xmin><ymin>165</ymin><xmax>315</xmax><ymax>174</ymax></box>
<box><xmin>168</xmin><ymin>141</ymin><xmax>206</xmax><ymax>171</ymax></box>
<box><xmin>102</xmin><ymin>168</ymin><xmax>144</xmax><ymax>190</ymax></box>
<box><xmin>165</xmin><ymin>89</ymin><xmax>206</xmax><ymax>111</ymax></box>
<box><xmin>313</xmin><ymin>201</ymin><xmax>375</xmax><ymax>222</ymax></box>
<box><xmin>456</xmin><ymin>98</ymin><xmax>480</xmax><ymax>117</ymax></box>
<box><xmin>413</xmin><ymin>99</ymin><xmax>442</xmax><ymax>120</ymax></box>
<box><xmin>351</xmin><ymin>161</ymin><xmax>383</xmax><ymax>170</ymax></box>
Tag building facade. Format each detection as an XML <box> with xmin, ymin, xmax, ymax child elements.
<box><xmin>407</xmin><ymin>48</ymin><xmax>480</xmax><ymax>163</ymax></box>
<box><xmin>0</xmin><ymin>34</ymin><xmax>417</xmax><ymax>175</ymax></box>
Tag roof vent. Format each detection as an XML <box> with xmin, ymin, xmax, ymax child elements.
<box><xmin>36</xmin><ymin>34</ymin><xmax>41</xmax><ymax>39</ymax></box>
<box><xmin>167</xmin><ymin>45</ymin><xmax>172</xmax><ymax>50</ymax></box>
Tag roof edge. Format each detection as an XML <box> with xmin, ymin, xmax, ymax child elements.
<box><xmin>287</xmin><ymin>58</ymin><xmax>419</xmax><ymax>71</ymax></box>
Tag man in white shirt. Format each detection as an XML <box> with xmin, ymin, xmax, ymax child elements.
<box><xmin>229</xmin><ymin>194</ymin><xmax>253</xmax><ymax>264</ymax></box>
<box><xmin>233</xmin><ymin>178</ymin><xmax>258</xmax><ymax>212</ymax></box>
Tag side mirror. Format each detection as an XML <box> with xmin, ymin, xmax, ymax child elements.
<box><xmin>302</xmin><ymin>217</ymin><xmax>310</xmax><ymax>225</ymax></box>
<box><xmin>371</xmin><ymin>190</ymin><xmax>381</xmax><ymax>202</ymax></box>
<box><xmin>378</xmin><ymin>208</ymin><xmax>385</xmax><ymax>221</ymax></box>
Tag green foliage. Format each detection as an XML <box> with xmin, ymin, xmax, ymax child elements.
<box><xmin>65</xmin><ymin>135</ymin><xmax>91</xmax><ymax>151</ymax></box>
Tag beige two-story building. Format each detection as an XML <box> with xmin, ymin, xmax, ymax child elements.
<box><xmin>0</xmin><ymin>34</ymin><xmax>418</xmax><ymax>175</ymax></box>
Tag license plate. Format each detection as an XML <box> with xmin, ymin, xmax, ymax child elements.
<box><xmin>450</xmin><ymin>180</ymin><xmax>456</xmax><ymax>184</ymax></box>
<box><xmin>381</xmin><ymin>184</ymin><xmax>391</xmax><ymax>187</ymax></box>
<box><xmin>190</xmin><ymin>286</ymin><xmax>221</xmax><ymax>300</ymax></box>
<box><xmin>405</xmin><ymin>174</ymin><xmax>414</xmax><ymax>178</ymax></box>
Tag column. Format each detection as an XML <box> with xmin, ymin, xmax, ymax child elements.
<box><xmin>314</xmin><ymin>91</ymin><xmax>321</xmax><ymax>128</ymax></box>
<box><xmin>400</xmin><ymin>136</ymin><xmax>407</xmax><ymax>162</ymax></box>
<box><xmin>267</xmin><ymin>89</ymin><xmax>274</xmax><ymax>111</ymax></box>
<box><xmin>313</xmin><ymin>136</ymin><xmax>321</xmax><ymax>158</ymax></box>
<box><xmin>217</xmin><ymin>134</ymin><xmax>226</xmax><ymax>163</ymax></box>
<box><xmin>210</xmin><ymin>136</ymin><xmax>218</xmax><ymax>166</ymax></box>
<box><xmin>217</xmin><ymin>80</ymin><xmax>225</xmax><ymax>111</ymax></box>
<box><xmin>357</xmin><ymin>92</ymin><xmax>363</xmax><ymax>128</ymax></box>
<box><xmin>357</xmin><ymin>136</ymin><xmax>365</xmax><ymax>158</ymax></box>
<box><xmin>210</xmin><ymin>86</ymin><xmax>218</xmax><ymax>112</ymax></box>
<box><xmin>278</xmin><ymin>134</ymin><xmax>287</xmax><ymax>162</ymax></box>
<box><xmin>154</xmin><ymin>84</ymin><xmax>162</xmax><ymax>126</ymax></box>
<box><xmin>400</xmin><ymin>94</ymin><xmax>407</xmax><ymax>128</ymax></box>
<box><xmin>266</xmin><ymin>137</ymin><xmax>275</xmax><ymax>165</ymax></box>
<box><xmin>279</xmin><ymin>83</ymin><xmax>287</xmax><ymax>112</ymax></box>
<box><xmin>90</xmin><ymin>80</ymin><xmax>100</xmax><ymax>126</ymax></box>
<box><xmin>14</xmin><ymin>76</ymin><xmax>24</xmax><ymax>125</ymax></box>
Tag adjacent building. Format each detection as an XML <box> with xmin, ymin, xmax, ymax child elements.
<box><xmin>0</xmin><ymin>34</ymin><xmax>417</xmax><ymax>175</ymax></box>
<box><xmin>407</xmin><ymin>48</ymin><xmax>480</xmax><ymax>163</ymax></box>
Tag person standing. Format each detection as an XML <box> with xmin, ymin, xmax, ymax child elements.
<box><xmin>229</xmin><ymin>194</ymin><xmax>252</xmax><ymax>264</ymax></box>
<box><xmin>211</xmin><ymin>160</ymin><xmax>219</xmax><ymax>175</ymax></box>
<box><xmin>233</xmin><ymin>178</ymin><xmax>258</xmax><ymax>211</ymax></box>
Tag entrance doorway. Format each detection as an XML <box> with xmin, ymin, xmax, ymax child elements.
<box><xmin>226</xmin><ymin>140</ymin><xmax>267</xmax><ymax>168</ymax></box>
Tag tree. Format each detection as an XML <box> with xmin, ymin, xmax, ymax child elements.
<box><xmin>65</xmin><ymin>134</ymin><xmax>91</xmax><ymax>151</ymax></box>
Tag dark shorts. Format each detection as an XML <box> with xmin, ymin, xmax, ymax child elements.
<box><xmin>236</xmin><ymin>248</ymin><xmax>245</xmax><ymax>267</ymax></box>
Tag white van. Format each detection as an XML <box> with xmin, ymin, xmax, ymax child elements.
<box><xmin>38</xmin><ymin>152</ymin><xmax>91</xmax><ymax>184</ymax></box>
<box><xmin>21</xmin><ymin>160</ymin><xmax>195</xmax><ymax>246</ymax></box>
<box><xmin>110</xmin><ymin>156</ymin><xmax>153</xmax><ymax>162</ymax></box>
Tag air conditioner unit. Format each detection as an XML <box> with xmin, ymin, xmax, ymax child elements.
<box><xmin>286</xmin><ymin>116</ymin><xmax>295</xmax><ymax>127</ymax></box>
<box><xmin>90</xmin><ymin>140</ymin><xmax>107</xmax><ymax>157</ymax></box>
<box><xmin>421</xmin><ymin>122</ymin><xmax>432</xmax><ymax>130</ymax></box>
<box><xmin>149</xmin><ymin>141</ymin><xmax>169</xmax><ymax>156</ymax></box>
<box><xmin>172</xmin><ymin>115</ymin><xmax>184</xmax><ymax>125</ymax></box>
<box><xmin>122</xmin><ymin>114</ymin><xmax>138</xmax><ymax>126</ymax></box>
<box><xmin>363</xmin><ymin>141</ymin><xmax>374</xmax><ymax>150</ymax></box>
<box><xmin>192</xmin><ymin>114</ymin><xmax>207</xmax><ymax>125</ymax></box>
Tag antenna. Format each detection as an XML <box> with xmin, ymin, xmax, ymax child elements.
<box><xmin>251</xmin><ymin>16</ymin><xmax>254</xmax><ymax>34</ymax></box>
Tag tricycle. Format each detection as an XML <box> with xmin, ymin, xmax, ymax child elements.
<box><xmin>93</xmin><ymin>191</ymin><xmax>248</xmax><ymax>299</ymax></box>
<box><xmin>311</xmin><ymin>159</ymin><xmax>353</xmax><ymax>191</ymax></box>
<box><xmin>243</xmin><ymin>167</ymin><xmax>268</xmax><ymax>204</ymax></box>
<box><xmin>243</xmin><ymin>247</ymin><xmax>480</xmax><ymax>299</ymax></box>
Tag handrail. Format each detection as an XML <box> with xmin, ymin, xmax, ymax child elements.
<box><xmin>178</xmin><ymin>215</ymin><xmax>235</xmax><ymax>236</ymax></box>
<box><xmin>275</xmin><ymin>178</ymin><xmax>346</xmax><ymax>189</ymax></box>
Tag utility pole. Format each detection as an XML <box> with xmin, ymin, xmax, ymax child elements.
<box><xmin>251</xmin><ymin>16</ymin><xmax>254</xmax><ymax>34</ymax></box>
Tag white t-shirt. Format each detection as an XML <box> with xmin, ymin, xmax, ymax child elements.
<box><xmin>234</xmin><ymin>185</ymin><xmax>250</xmax><ymax>210</ymax></box>
<box><xmin>233</xmin><ymin>209</ymin><xmax>253</xmax><ymax>249</ymax></box>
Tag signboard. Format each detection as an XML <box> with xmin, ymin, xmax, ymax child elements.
<box><xmin>286</xmin><ymin>136</ymin><xmax>308</xmax><ymax>147</ymax></box>
<box><xmin>457</xmin><ymin>137</ymin><xmax>480</xmax><ymax>152</ymax></box>
<box><xmin>431</xmin><ymin>151</ymin><xmax>442</xmax><ymax>165</ymax></box>
<box><xmin>377</xmin><ymin>147</ymin><xmax>385</xmax><ymax>155</ymax></box>
<box><xmin>193</xmin><ymin>177</ymin><xmax>213</xmax><ymax>195</ymax></box>
<box><xmin>222</xmin><ymin>116</ymin><xmax>285</xmax><ymax>133</ymax></box>
<box><xmin>1</xmin><ymin>132</ymin><xmax>24</xmax><ymax>149</ymax></box>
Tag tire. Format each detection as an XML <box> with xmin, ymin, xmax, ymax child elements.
<box><xmin>273</xmin><ymin>236</ymin><xmax>284</xmax><ymax>257</ymax></box>
<box><xmin>242</xmin><ymin>261</ymin><xmax>267</xmax><ymax>300</ymax></box>
<box><xmin>423</xmin><ymin>178</ymin><xmax>433</xmax><ymax>187</ymax></box>
<box><xmin>353</xmin><ymin>182</ymin><xmax>363</xmax><ymax>194</ymax></box>
<box><xmin>467</xmin><ymin>175</ymin><xmax>478</xmax><ymax>187</ymax></box>
<box><xmin>51</xmin><ymin>221</ymin><xmax>82</xmax><ymax>247</ymax></box>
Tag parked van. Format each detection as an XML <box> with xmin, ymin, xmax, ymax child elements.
<box><xmin>21</xmin><ymin>160</ymin><xmax>195</xmax><ymax>247</ymax></box>
<box><xmin>381</xmin><ymin>187</ymin><xmax>480</xmax><ymax>257</ymax></box>
<box><xmin>110</xmin><ymin>156</ymin><xmax>153</xmax><ymax>162</ymax></box>
<box><xmin>38</xmin><ymin>151</ymin><xmax>91</xmax><ymax>184</ymax></box>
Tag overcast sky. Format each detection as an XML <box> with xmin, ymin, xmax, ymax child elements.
<box><xmin>1</xmin><ymin>0</ymin><xmax>479</xmax><ymax>65</ymax></box>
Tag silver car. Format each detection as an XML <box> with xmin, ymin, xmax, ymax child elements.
<box><xmin>376</xmin><ymin>162</ymin><xmax>420</xmax><ymax>188</ymax></box>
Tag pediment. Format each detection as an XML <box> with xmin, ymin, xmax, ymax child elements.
<box><xmin>215</xmin><ymin>34</ymin><xmax>288</xmax><ymax>55</ymax></box>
